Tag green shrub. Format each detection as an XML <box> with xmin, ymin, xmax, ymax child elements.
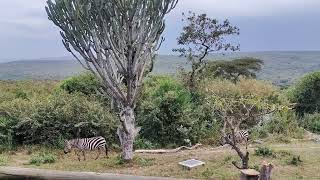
<box><xmin>254</xmin><ymin>146</ymin><xmax>273</xmax><ymax>157</ymax></box>
<box><xmin>137</xmin><ymin>76</ymin><xmax>217</xmax><ymax>147</ymax></box>
<box><xmin>301</xmin><ymin>113</ymin><xmax>320</xmax><ymax>134</ymax></box>
<box><xmin>137</xmin><ymin>76</ymin><xmax>194</xmax><ymax>147</ymax></box>
<box><xmin>266</xmin><ymin>110</ymin><xmax>304</xmax><ymax>139</ymax></box>
<box><xmin>59</xmin><ymin>72</ymin><xmax>100</xmax><ymax>96</ymax></box>
<box><xmin>0</xmin><ymin>154</ymin><xmax>8</xmax><ymax>166</ymax></box>
<box><xmin>287</xmin><ymin>71</ymin><xmax>320</xmax><ymax>116</ymax></box>
<box><xmin>0</xmin><ymin>80</ymin><xmax>56</xmax><ymax>104</ymax></box>
<box><xmin>29</xmin><ymin>152</ymin><xmax>56</xmax><ymax>166</ymax></box>
<box><xmin>14</xmin><ymin>89</ymin><xmax>28</xmax><ymax>100</ymax></box>
<box><xmin>134</xmin><ymin>137</ymin><xmax>158</xmax><ymax>150</ymax></box>
<box><xmin>202</xmin><ymin>78</ymin><xmax>284</xmax><ymax>130</ymax></box>
<box><xmin>59</xmin><ymin>72</ymin><xmax>111</xmax><ymax>107</ymax></box>
<box><xmin>0</xmin><ymin>116</ymin><xmax>16</xmax><ymax>152</ymax></box>
<box><xmin>250</xmin><ymin>127</ymin><xmax>269</xmax><ymax>140</ymax></box>
<box><xmin>0</xmin><ymin>91</ymin><xmax>118</xmax><ymax>147</ymax></box>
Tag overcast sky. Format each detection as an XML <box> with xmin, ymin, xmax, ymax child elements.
<box><xmin>0</xmin><ymin>0</ymin><xmax>320</xmax><ymax>62</ymax></box>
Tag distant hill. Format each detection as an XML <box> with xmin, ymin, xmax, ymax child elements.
<box><xmin>1</xmin><ymin>51</ymin><xmax>320</xmax><ymax>86</ymax></box>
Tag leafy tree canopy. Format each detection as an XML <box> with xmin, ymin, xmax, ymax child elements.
<box><xmin>173</xmin><ymin>11</ymin><xmax>239</xmax><ymax>90</ymax></box>
<box><xmin>202</xmin><ymin>57</ymin><xmax>264</xmax><ymax>82</ymax></box>
<box><xmin>287</xmin><ymin>71</ymin><xmax>320</xmax><ymax>116</ymax></box>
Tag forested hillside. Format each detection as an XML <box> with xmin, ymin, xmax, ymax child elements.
<box><xmin>1</xmin><ymin>51</ymin><xmax>320</xmax><ymax>86</ymax></box>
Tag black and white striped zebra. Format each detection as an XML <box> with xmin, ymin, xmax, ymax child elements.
<box><xmin>64</xmin><ymin>136</ymin><xmax>108</xmax><ymax>161</ymax></box>
<box><xmin>221</xmin><ymin>130</ymin><xmax>250</xmax><ymax>149</ymax></box>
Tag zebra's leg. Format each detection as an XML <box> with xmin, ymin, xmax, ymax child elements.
<box><xmin>105</xmin><ymin>144</ymin><xmax>109</xmax><ymax>158</ymax></box>
<box><xmin>245</xmin><ymin>138</ymin><xmax>248</xmax><ymax>150</ymax></box>
<box><xmin>82</xmin><ymin>151</ymin><xmax>86</xmax><ymax>161</ymax></box>
<box><xmin>95</xmin><ymin>148</ymin><xmax>101</xmax><ymax>160</ymax></box>
<box><xmin>75</xmin><ymin>150</ymin><xmax>81</xmax><ymax>161</ymax></box>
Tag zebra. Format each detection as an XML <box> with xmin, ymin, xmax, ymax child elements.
<box><xmin>220</xmin><ymin>130</ymin><xmax>250</xmax><ymax>149</ymax></box>
<box><xmin>64</xmin><ymin>136</ymin><xmax>109</xmax><ymax>161</ymax></box>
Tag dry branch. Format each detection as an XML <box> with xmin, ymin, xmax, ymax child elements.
<box><xmin>135</xmin><ymin>143</ymin><xmax>202</xmax><ymax>154</ymax></box>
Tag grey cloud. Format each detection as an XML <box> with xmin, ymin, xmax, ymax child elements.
<box><xmin>0</xmin><ymin>0</ymin><xmax>320</xmax><ymax>61</ymax></box>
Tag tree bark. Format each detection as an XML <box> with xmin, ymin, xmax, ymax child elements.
<box><xmin>259</xmin><ymin>162</ymin><xmax>273</xmax><ymax>180</ymax></box>
<box><xmin>117</xmin><ymin>107</ymin><xmax>139</xmax><ymax>161</ymax></box>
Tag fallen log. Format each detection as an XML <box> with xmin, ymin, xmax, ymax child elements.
<box><xmin>135</xmin><ymin>143</ymin><xmax>202</xmax><ymax>154</ymax></box>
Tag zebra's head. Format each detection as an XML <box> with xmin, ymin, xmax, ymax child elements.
<box><xmin>64</xmin><ymin>140</ymin><xmax>72</xmax><ymax>154</ymax></box>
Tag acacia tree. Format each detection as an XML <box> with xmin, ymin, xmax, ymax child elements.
<box><xmin>202</xmin><ymin>57</ymin><xmax>264</xmax><ymax>83</ymax></box>
<box><xmin>203</xmin><ymin>78</ymin><xmax>283</xmax><ymax>169</ymax></box>
<box><xmin>212</xmin><ymin>96</ymin><xmax>277</xmax><ymax>169</ymax></box>
<box><xmin>173</xmin><ymin>12</ymin><xmax>240</xmax><ymax>90</ymax></box>
<box><xmin>46</xmin><ymin>0</ymin><xmax>178</xmax><ymax>161</ymax></box>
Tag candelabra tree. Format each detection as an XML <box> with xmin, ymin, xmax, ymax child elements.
<box><xmin>46</xmin><ymin>0</ymin><xmax>178</xmax><ymax>161</ymax></box>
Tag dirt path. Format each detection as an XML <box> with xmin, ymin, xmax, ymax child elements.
<box><xmin>0</xmin><ymin>167</ymin><xmax>184</xmax><ymax>180</ymax></box>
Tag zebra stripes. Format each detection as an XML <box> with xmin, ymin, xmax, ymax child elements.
<box><xmin>221</xmin><ymin>130</ymin><xmax>249</xmax><ymax>148</ymax></box>
<box><xmin>64</xmin><ymin>136</ymin><xmax>108</xmax><ymax>161</ymax></box>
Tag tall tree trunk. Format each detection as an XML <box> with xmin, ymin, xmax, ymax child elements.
<box><xmin>117</xmin><ymin>106</ymin><xmax>139</xmax><ymax>161</ymax></box>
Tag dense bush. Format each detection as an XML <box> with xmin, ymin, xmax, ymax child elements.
<box><xmin>137</xmin><ymin>76</ymin><xmax>217</xmax><ymax>147</ymax></box>
<box><xmin>287</xmin><ymin>71</ymin><xmax>320</xmax><ymax>116</ymax></box>
<box><xmin>266</xmin><ymin>110</ymin><xmax>304</xmax><ymax>139</ymax></box>
<box><xmin>0</xmin><ymin>116</ymin><xmax>15</xmax><ymax>151</ymax></box>
<box><xmin>202</xmin><ymin>78</ymin><xmax>283</xmax><ymax>129</ymax></box>
<box><xmin>137</xmin><ymin>76</ymin><xmax>193</xmax><ymax>147</ymax></box>
<box><xmin>301</xmin><ymin>113</ymin><xmax>320</xmax><ymax>134</ymax></box>
<box><xmin>59</xmin><ymin>72</ymin><xmax>100</xmax><ymax>96</ymax></box>
<box><xmin>0</xmin><ymin>80</ymin><xmax>56</xmax><ymax>103</ymax></box>
<box><xmin>0</xmin><ymin>91</ymin><xmax>118</xmax><ymax>147</ymax></box>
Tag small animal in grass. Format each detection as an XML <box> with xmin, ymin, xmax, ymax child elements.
<box><xmin>64</xmin><ymin>136</ymin><xmax>109</xmax><ymax>161</ymax></box>
<box><xmin>220</xmin><ymin>130</ymin><xmax>250</xmax><ymax>149</ymax></box>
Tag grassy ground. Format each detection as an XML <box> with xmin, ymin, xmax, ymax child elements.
<box><xmin>1</xmin><ymin>141</ymin><xmax>320</xmax><ymax>179</ymax></box>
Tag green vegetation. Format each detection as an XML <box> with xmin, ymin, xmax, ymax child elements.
<box><xmin>301</xmin><ymin>113</ymin><xmax>320</xmax><ymax>133</ymax></box>
<box><xmin>138</xmin><ymin>76</ymin><xmax>197</xmax><ymax>147</ymax></box>
<box><xmin>173</xmin><ymin>12</ymin><xmax>239</xmax><ymax>90</ymax></box>
<box><xmin>29</xmin><ymin>152</ymin><xmax>56</xmax><ymax>166</ymax></box>
<box><xmin>265</xmin><ymin>110</ymin><xmax>304</xmax><ymax>139</ymax></box>
<box><xmin>137</xmin><ymin>76</ymin><xmax>220</xmax><ymax>147</ymax></box>
<box><xmin>0</xmin><ymin>142</ymin><xmax>318</xmax><ymax>179</ymax></box>
<box><xmin>1</xmin><ymin>68</ymin><xmax>320</xmax><ymax>178</ymax></box>
<box><xmin>60</xmin><ymin>72</ymin><xmax>100</xmax><ymax>96</ymax></box>
<box><xmin>0</xmin><ymin>154</ymin><xmax>8</xmax><ymax>166</ymax></box>
<box><xmin>288</xmin><ymin>71</ymin><xmax>320</xmax><ymax>116</ymax></box>
<box><xmin>287</xmin><ymin>155</ymin><xmax>303</xmax><ymax>166</ymax></box>
<box><xmin>2</xmin><ymin>52</ymin><xmax>320</xmax><ymax>87</ymax></box>
<box><xmin>0</xmin><ymin>80</ymin><xmax>117</xmax><ymax>148</ymax></box>
<box><xmin>202</xmin><ymin>57</ymin><xmax>264</xmax><ymax>82</ymax></box>
<box><xmin>254</xmin><ymin>146</ymin><xmax>273</xmax><ymax>157</ymax></box>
